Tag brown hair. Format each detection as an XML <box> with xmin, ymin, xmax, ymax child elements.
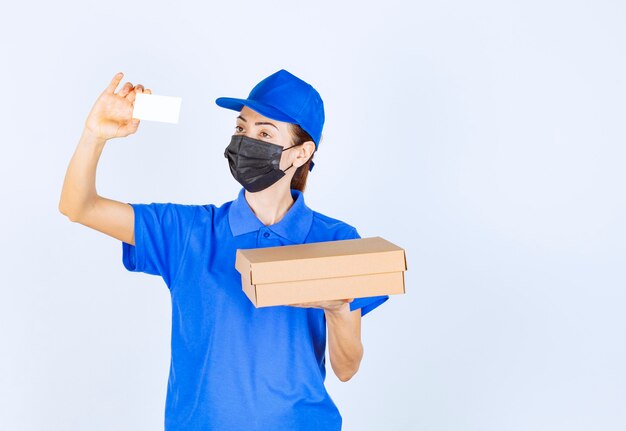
<box><xmin>289</xmin><ymin>124</ymin><xmax>319</xmax><ymax>193</ymax></box>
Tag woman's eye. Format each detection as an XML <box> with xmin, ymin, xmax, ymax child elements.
<box><xmin>261</xmin><ymin>131</ymin><xmax>271</xmax><ymax>138</ymax></box>
<box><xmin>235</xmin><ymin>125</ymin><xmax>244</xmax><ymax>133</ymax></box>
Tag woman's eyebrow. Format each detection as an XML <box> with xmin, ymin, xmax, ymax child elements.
<box><xmin>255</xmin><ymin>121</ymin><xmax>278</xmax><ymax>130</ymax></box>
<box><xmin>237</xmin><ymin>115</ymin><xmax>278</xmax><ymax>130</ymax></box>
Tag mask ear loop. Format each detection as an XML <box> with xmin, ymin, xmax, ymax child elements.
<box><xmin>280</xmin><ymin>142</ymin><xmax>304</xmax><ymax>152</ymax></box>
<box><xmin>280</xmin><ymin>142</ymin><xmax>305</xmax><ymax>173</ymax></box>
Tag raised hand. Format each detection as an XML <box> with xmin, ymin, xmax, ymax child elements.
<box><xmin>84</xmin><ymin>72</ymin><xmax>152</xmax><ymax>140</ymax></box>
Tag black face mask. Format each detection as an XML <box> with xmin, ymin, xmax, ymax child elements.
<box><xmin>224</xmin><ymin>134</ymin><xmax>302</xmax><ymax>193</ymax></box>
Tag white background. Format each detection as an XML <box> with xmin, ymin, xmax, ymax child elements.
<box><xmin>2</xmin><ymin>1</ymin><xmax>625</xmax><ymax>430</ymax></box>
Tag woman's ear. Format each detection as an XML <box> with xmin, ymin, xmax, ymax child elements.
<box><xmin>294</xmin><ymin>141</ymin><xmax>316</xmax><ymax>168</ymax></box>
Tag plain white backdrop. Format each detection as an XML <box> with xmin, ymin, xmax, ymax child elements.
<box><xmin>1</xmin><ymin>1</ymin><xmax>625</xmax><ymax>430</ymax></box>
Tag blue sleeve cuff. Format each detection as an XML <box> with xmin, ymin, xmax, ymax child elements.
<box><xmin>122</xmin><ymin>203</ymin><xmax>144</xmax><ymax>273</ymax></box>
<box><xmin>350</xmin><ymin>295</ymin><xmax>390</xmax><ymax>317</ymax></box>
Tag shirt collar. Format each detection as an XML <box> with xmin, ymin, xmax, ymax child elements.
<box><xmin>228</xmin><ymin>187</ymin><xmax>313</xmax><ymax>244</ymax></box>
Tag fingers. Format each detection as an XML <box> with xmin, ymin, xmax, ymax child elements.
<box><xmin>126</xmin><ymin>84</ymin><xmax>145</xmax><ymax>104</ymax></box>
<box><xmin>118</xmin><ymin>81</ymin><xmax>133</xmax><ymax>97</ymax></box>
<box><xmin>117</xmin><ymin>82</ymin><xmax>151</xmax><ymax>99</ymax></box>
<box><xmin>127</xmin><ymin>87</ymin><xmax>137</xmax><ymax>103</ymax></box>
<box><xmin>106</xmin><ymin>70</ymin><xmax>151</xmax><ymax>98</ymax></box>
<box><xmin>105</xmin><ymin>72</ymin><xmax>124</xmax><ymax>94</ymax></box>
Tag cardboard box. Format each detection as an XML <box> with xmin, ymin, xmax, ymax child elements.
<box><xmin>234</xmin><ymin>236</ymin><xmax>407</xmax><ymax>307</ymax></box>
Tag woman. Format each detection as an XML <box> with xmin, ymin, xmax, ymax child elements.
<box><xmin>59</xmin><ymin>69</ymin><xmax>389</xmax><ymax>430</ymax></box>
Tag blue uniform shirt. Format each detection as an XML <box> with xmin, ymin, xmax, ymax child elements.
<box><xmin>121</xmin><ymin>187</ymin><xmax>389</xmax><ymax>430</ymax></box>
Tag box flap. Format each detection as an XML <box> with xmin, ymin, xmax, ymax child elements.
<box><xmin>234</xmin><ymin>249</ymin><xmax>251</xmax><ymax>280</ymax></box>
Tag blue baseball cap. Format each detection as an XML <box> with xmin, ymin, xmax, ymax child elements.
<box><xmin>215</xmin><ymin>69</ymin><xmax>324</xmax><ymax>172</ymax></box>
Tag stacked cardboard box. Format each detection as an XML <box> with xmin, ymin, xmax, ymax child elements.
<box><xmin>235</xmin><ymin>236</ymin><xmax>407</xmax><ymax>307</ymax></box>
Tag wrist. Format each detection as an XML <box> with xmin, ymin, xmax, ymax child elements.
<box><xmin>81</xmin><ymin>127</ymin><xmax>108</xmax><ymax>147</ymax></box>
<box><xmin>324</xmin><ymin>302</ymin><xmax>352</xmax><ymax>320</ymax></box>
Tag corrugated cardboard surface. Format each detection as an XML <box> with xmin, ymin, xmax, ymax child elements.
<box><xmin>235</xmin><ymin>236</ymin><xmax>407</xmax><ymax>307</ymax></box>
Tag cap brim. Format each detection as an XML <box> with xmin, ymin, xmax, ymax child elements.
<box><xmin>215</xmin><ymin>97</ymin><xmax>297</xmax><ymax>124</ymax></box>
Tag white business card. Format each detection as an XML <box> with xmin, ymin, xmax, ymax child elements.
<box><xmin>132</xmin><ymin>93</ymin><xmax>182</xmax><ymax>124</ymax></box>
